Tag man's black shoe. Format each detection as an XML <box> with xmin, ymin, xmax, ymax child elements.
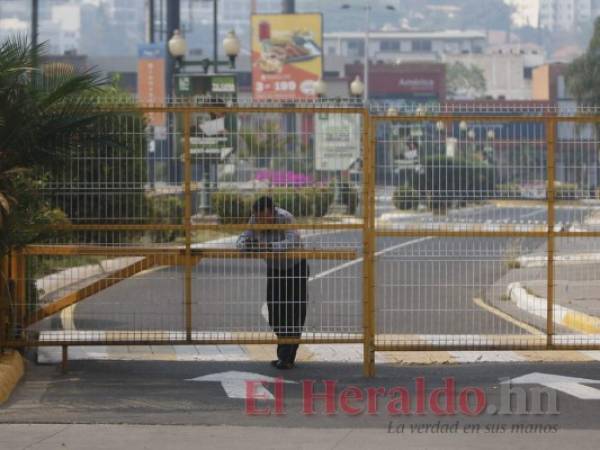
<box><xmin>271</xmin><ymin>359</ymin><xmax>294</xmax><ymax>370</ymax></box>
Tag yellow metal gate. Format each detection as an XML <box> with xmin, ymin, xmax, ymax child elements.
<box><xmin>2</xmin><ymin>102</ymin><xmax>600</xmax><ymax>376</ymax></box>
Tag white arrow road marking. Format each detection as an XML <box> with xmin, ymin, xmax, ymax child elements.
<box><xmin>504</xmin><ymin>372</ymin><xmax>600</xmax><ymax>400</ymax></box>
<box><xmin>186</xmin><ymin>371</ymin><xmax>296</xmax><ymax>400</ymax></box>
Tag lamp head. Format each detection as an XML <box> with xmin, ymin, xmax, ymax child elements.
<box><xmin>223</xmin><ymin>30</ymin><xmax>241</xmax><ymax>57</ymax></box>
<box><xmin>168</xmin><ymin>29</ymin><xmax>187</xmax><ymax>58</ymax></box>
<box><xmin>350</xmin><ymin>75</ymin><xmax>364</xmax><ymax>96</ymax></box>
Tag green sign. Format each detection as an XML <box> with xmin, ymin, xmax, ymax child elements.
<box><xmin>177</xmin><ymin>76</ymin><xmax>191</xmax><ymax>92</ymax></box>
<box><xmin>174</xmin><ymin>74</ymin><xmax>237</xmax><ymax>96</ymax></box>
<box><xmin>211</xmin><ymin>76</ymin><xmax>236</xmax><ymax>93</ymax></box>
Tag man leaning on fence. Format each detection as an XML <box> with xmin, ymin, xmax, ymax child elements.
<box><xmin>236</xmin><ymin>196</ymin><xmax>310</xmax><ymax>370</ymax></box>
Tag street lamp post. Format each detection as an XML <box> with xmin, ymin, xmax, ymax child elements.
<box><xmin>341</xmin><ymin>3</ymin><xmax>395</xmax><ymax>103</ymax></box>
<box><xmin>168</xmin><ymin>29</ymin><xmax>240</xmax><ymax>74</ymax></box>
<box><xmin>483</xmin><ymin>130</ymin><xmax>496</xmax><ymax>171</ymax></box>
<box><xmin>459</xmin><ymin>120</ymin><xmax>468</xmax><ymax>160</ymax></box>
<box><xmin>364</xmin><ymin>5</ymin><xmax>370</xmax><ymax>102</ymax></box>
<box><xmin>168</xmin><ymin>28</ymin><xmax>240</xmax><ymax>216</ymax></box>
<box><xmin>467</xmin><ymin>128</ymin><xmax>476</xmax><ymax>157</ymax></box>
<box><xmin>485</xmin><ymin>129</ymin><xmax>495</xmax><ymax>162</ymax></box>
<box><xmin>315</xmin><ymin>80</ymin><xmax>348</xmax><ymax>215</ymax></box>
<box><xmin>436</xmin><ymin>120</ymin><xmax>448</xmax><ymax>158</ymax></box>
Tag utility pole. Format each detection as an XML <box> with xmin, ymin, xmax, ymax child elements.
<box><xmin>166</xmin><ymin>0</ymin><xmax>180</xmax><ymax>100</ymax></box>
<box><xmin>364</xmin><ymin>5</ymin><xmax>370</xmax><ymax>101</ymax></box>
<box><xmin>282</xmin><ymin>0</ymin><xmax>296</xmax><ymax>152</ymax></box>
<box><xmin>213</xmin><ymin>0</ymin><xmax>218</xmax><ymax>73</ymax></box>
<box><xmin>166</xmin><ymin>0</ymin><xmax>180</xmax><ymax>182</ymax></box>
<box><xmin>31</xmin><ymin>0</ymin><xmax>39</xmax><ymax>47</ymax></box>
<box><xmin>282</xmin><ymin>0</ymin><xmax>295</xmax><ymax>13</ymax></box>
<box><xmin>31</xmin><ymin>0</ymin><xmax>39</xmax><ymax>66</ymax></box>
<box><xmin>146</xmin><ymin>0</ymin><xmax>155</xmax><ymax>43</ymax></box>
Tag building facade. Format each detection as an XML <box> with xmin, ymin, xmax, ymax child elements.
<box><xmin>444</xmin><ymin>44</ymin><xmax>545</xmax><ymax>100</ymax></box>
<box><xmin>344</xmin><ymin>62</ymin><xmax>446</xmax><ymax>102</ymax></box>
<box><xmin>324</xmin><ymin>30</ymin><xmax>487</xmax><ymax>64</ymax></box>
<box><xmin>539</xmin><ymin>0</ymin><xmax>600</xmax><ymax>31</ymax></box>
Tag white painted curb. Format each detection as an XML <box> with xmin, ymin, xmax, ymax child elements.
<box><xmin>508</xmin><ymin>281</ymin><xmax>600</xmax><ymax>334</ymax></box>
<box><xmin>516</xmin><ymin>253</ymin><xmax>600</xmax><ymax>268</ymax></box>
<box><xmin>507</xmin><ymin>282</ymin><xmax>568</xmax><ymax>323</ymax></box>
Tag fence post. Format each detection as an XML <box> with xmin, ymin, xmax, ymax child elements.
<box><xmin>546</xmin><ymin>115</ymin><xmax>557</xmax><ymax>349</ymax></box>
<box><xmin>0</xmin><ymin>254</ymin><xmax>9</xmax><ymax>349</ymax></box>
<box><xmin>17</xmin><ymin>250</ymin><xmax>26</xmax><ymax>333</ymax></box>
<box><xmin>362</xmin><ymin>108</ymin><xmax>376</xmax><ymax>377</ymax></box>
<box><xmin>183</xmin><ymin>110</ymin><xmax>193</xmax><ymax>341</ymax></box>
<box><xmin>9</xmin><ymin>249</ymin><xmax>25</xmax><ymax>337</ymax></box>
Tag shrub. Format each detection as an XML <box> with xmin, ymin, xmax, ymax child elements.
<box><xmin>495</xmin><ymin>184</ymin><xmax>522</xmax><ymax>199</ymax></box>
<box><xmin>211</xmin><ymin>191</ymin><xmax>251</xmax><ymax>224</ymax></box>
<box><xmin>304</xmin><ymin>187</ymin><xmax>334</xmax><ymax>217</ymax></box>
<box><xmin>338</xmin><ymin>182</ymin><xmax>359</xmax><ymax>215</ymax></box>
<box><xmin>148</xmin><ymin>195</ymin><xmax>184</xmax><ymax>242</ymax></box>
<box><xmin>413</xmin><ymin>156</ymin><xmax>495</xmax><ymax>211</ymax></box>
<box><xmin>210</xmin><ymin>186</ymin><xmax>335</xmax><ymax>222</ymax></box>
<box><xmin>393</xmin><ymin>186</ymin><xmax>419</xmax><ymax>210</ymax></box>
<box><xmin>555</xmin><ymin>183</ymin><xmax>579</xmax><ymax>200</ymax></box>
<box><xmin>269</xmin><ymin>188</ymin><xmax>312</xmax><ymax>218</ymax></box>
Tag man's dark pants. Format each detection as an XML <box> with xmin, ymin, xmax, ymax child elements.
<box><xmin>266</xmin><ymin>259</ymin><xmax>309</xmax><ymax>364</ymax></box>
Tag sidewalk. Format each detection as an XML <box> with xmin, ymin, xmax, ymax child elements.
<box><xmin>1</xmin><ymin>424</ymin><xmax>599</xmax><ymax>450</ymax></box>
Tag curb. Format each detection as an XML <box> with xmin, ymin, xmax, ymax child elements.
<box><xmin>37</xmin><ymin>257</ymin><xmax>145</xmax><ymax>300</ymax></box>
<box><xmin>507</xmin><ymin>282</ymin><xmax>600</xmax><ymax>333</ymax></box>
<box><xmin>516</xmin><ymin>253</ymin><xmax>600</xmax><ymax>268</ymax></box>
<box><xmin>0</xmin><ymin>351</ymin><xmax>24</xmax><ymax>405</ymax></box>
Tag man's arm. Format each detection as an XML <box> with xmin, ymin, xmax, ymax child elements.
<box><xmin>236</xmin><ymin>216</ymin><xmax>257</xmax><ymax>251</ymax></box>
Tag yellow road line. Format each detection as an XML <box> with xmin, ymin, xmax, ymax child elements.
<box><xmin>473</xmin><ymin>297</ymin><xmax>543</xmax><ymax>336</ymax></box>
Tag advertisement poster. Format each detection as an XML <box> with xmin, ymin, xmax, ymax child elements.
<box><xmin>173</xmin><ymin>74</ymin><xmax>237</xmax><ymax>159</ymax></box>
<box><xmin>251</xmin><ymin>13</ymin><xmax>322</xmax><ymax>100</ymax></box>
<box><xmin>137</xmin><ymin>43</ymin><xmax>166</xmax><ymax>127</ymax></box>
<box><xmin>315</xmin><ymin>114</ymin><xmax>361</xmax><ymax>171</ymax></box>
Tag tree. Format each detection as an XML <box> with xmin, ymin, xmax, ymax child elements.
<box><xmin>48</xmin><ymin>79</ymin><xmax>151</xmax><ymax>243</ymax></box>
<box><xmin>565</xmin><ymin>19</ymin><xmax>600</xmax><ymax>191</ymax></box>
<box><xmin>0</xmin><ymin>37</ymin><xmax>108</xmax><ymax>256</ymax></box>
<box><xmin>566</xmin><ymin>17</ymin><xmax>600</xmax><ymax>106</ymax></box>
<box><xmin>446</xmin><ymin>62</ymin><xmax>487</xmax><ymax>99</ymax></box>
<box><xmin>239</xmin><ymin>121</ymin><xmax>289</xmax><ymax>168</ymax></box>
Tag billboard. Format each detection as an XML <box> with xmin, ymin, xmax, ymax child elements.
<box><xmin>251</xmin><ymin>13</ymin><xmax>322</xmax><ymax>100</ymax></box>
<box><xmin>315</xmin><ymin>114</ymin><xmax>361</xmax><ymax>171</ymax></box>
<box><xmin>137</xmin><ymin>43</ymin><xmax>166</xmax><ymax>127</ymax></box>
